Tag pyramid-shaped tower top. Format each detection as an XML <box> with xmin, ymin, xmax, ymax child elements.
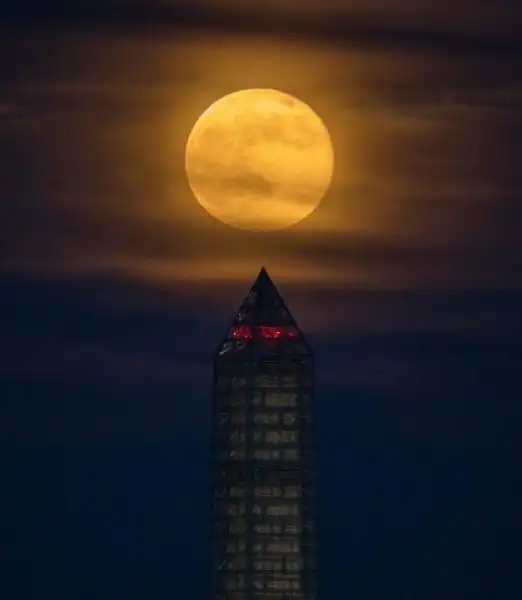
<box><xmin>215</xmin><ymin>267</ymin><xmax>311</xmax><ymax>359</ymax></box>
<box><xmin>236</xmin><ymin>266</ymin><xmax>295</xmax><ymax>327</ymax></box>
<box><xmin>243</xmin><ymin>266</ymin><xmax>288</xmax><ymax>323</ymax></box>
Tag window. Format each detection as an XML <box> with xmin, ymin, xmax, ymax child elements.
<box><xmin>230</xmin><ymin>449</ymin><xmax>246</xmax><ymax>460</ymax></box>
<box><xmin>253</xmin><ymin>560</ymin><xmax>283</xmax><ymax>571</ymax></box>
<box><xmin>265</xmin><ymin>578</ymin><xmax>302</xmax><ymax>591</ymax></box>
<box><xmin>229</xmin><ymin>520</ymin><xmax>246</xmax><ymax>534</ymax></box>
<box><xmin>254</xmin><ymin>576</ymin><xmax>300</xmax><ymax>592</ymax></box>
<box><xmin>283</xmin><ymin>449</ymin><xmax>299</xmax><ymax>461</ymax></box>
<box><xmin>266</xmin><ymin>503</ymin><xmax>299</xmax><ymax>517</ymax></box>
<box><xmin>225</xmin><ymin>539</ymin><xmax>246</xmax><ymax>553</ymax></box>
<box><xmin>251</xmin><ymin>503</ymin><xmax>298</xmax><ymax>517</ymax></box>
<box><xmin>284</xmin><ymin>486</ymin><xmax>301</xmax><ymax>498</ymax></box>
<box><xmin>282</xmin><ymin>412</ymin><xmax>298</xmax><ymax>425</ymax></box>
<box><xmin>281</xmin><ymin>375</ymin><xmax>299</xmax><ymax>388</ymax></box>
<box><xmin>267</xmin><ymin>539</ymin><xmax>300</xmax><ymax>553</ymax></box>
<box><xmin>253</xmin><ymin>450</ymin><xmax>269</xmax><ymax>460</ymax></box>
<box><xmin>227</xmin><ymin>555</ymin><xmax>246</xmax><ymax>570</ymax></box>
<box><xmin>254</xmin><ymin>523</ymin><xmax>282</xmax><ymax>534</ymax></box>
<box><xmin>229</xmin><ymin>485</ymin><xmax>246</xmax><ymax>498</ymax></box>
<box><xmin>229</xmin><ymin>392</ymin><xmax>246</xmax><ymax>406</ymax></box>
<box><xmin>229</xmin><ymin>429</ymin><xmax>246</xmax><ymax>443</ymax></box>
<box><xmin>225</xmin><ymin>575</ymin><xmax>245</xmax><ymax>590</ymax></box>
<box><xmin>265</xmin><ymin>393</ymin><xmax>298</xmax><ymax>407</ymax></box>
<box><xmin>267</xmin><ymin>580</ymin><xmax>292</xmax><ymax>591</ymax></box>
<box><xmin>285</xmin><ymin>559</ymin><xmax>303</xmax><ymax>572</ymax></box>
<box><xmin>253</xmin><ymin>449</ymin><xmax>280</xmax><ymax>460</ymax></box>
<box><xmin>254</xmin><ymin>374</ymin><xmax>279</xmax><ymax>388</ymax></box>
<box><xmin>284</xmin><ymin>523</ymin><xmax>301</xmax><ymax>535</ymax></box>
<box><xmin>253</xmin><ymin>412</ymin><xmax>279</xmax><ymax>424</ymax></box>
<box><xmin>226</xmin><ymin>503</ymin><xmax>246</xmax><ymax>516</ymax></box>
<box><xmin>266</xmin><ymin>430</ymin><xmax>299</xmax><ymax>444</ymax></box>
<box><xmin>254</xmin><ymin>486</ymin><xmax>282</xmax><ymax>497</ymax></box>
<box><xmin>231</xmin><ymin>410</ymin><xmax>246</xmax><ymax>424</ymax></box>
<box><xmin>231</xmin><ymin>376</ymin><xmax>247</xmax><ymax>389</ymax></box>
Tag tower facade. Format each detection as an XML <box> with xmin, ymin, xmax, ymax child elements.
<box><xmin>210</xmin><ymin>267</ymin><xmax>317</xmax><ymax>600</ymax></box>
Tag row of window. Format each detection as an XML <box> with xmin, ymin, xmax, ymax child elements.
<box><xmin>223</xmin><ymin>576</ymin><xmax>302</xmax><ymax>591</ymax></box>
<box><xmin>220</xmin><ymin>448</ymin><xmax>301</xmax><ymax>461</ymax></box>
<box><xmin>217</xmin><ymin>392</ymin><xmax>311</xmax><ymax>408</ymax></box>
<box><xmin>219</xmin><ymin>521</ymin><xmax>306</xmax><ymax>541</ymax></box>
<box><xmin>225</xmin><ymin>537</ymin><xmax>301</xmax><ymax>554</ymax></box>
<box><xmin>218</xmin><ymin>411</ymin><xmax>308</xmax><ymax>425</ymax></box>
<box><xmin>214</xmin><ymin>468</ymin><xmax>309</xmax><ymax>487</ymax></box>
<box><xmin>216</xmin><ymin>374</ymin><xmax>313</xmax><ymax>391</ymax></box>
<box><xmin>226</xmin><ymin>521</ymin><xmax>308</xmax><ymax>536</ymax></box>
<box><xmin>218</xmin><ymin>535</ymin><xmax>315</xmax><ymax>556</ymax></box>
<box><xmin>216</xmin><ymin>502</ymin><xmax>300</xmax><ymax>517</ymax></box>
<box><xmin>251</xmin><ymin>523</ymin><xmax>303</xmax><ymax>535</ymax></box>
<box><xmin>220</xmin><ymin>429</ymin><xmax>301</xmax><ymax>444</ymax></box>
<box><xmin>218</xmin><ymin>557</ymin><xmax>304</xmax><ymax>572</ymax></box>
<box><xmin>215</xmin><ymin>485</ymin><xmax>302</xmax><ymax>498</ymax></box>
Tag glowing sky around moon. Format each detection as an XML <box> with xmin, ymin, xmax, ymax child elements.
<box><xmin>185</xmin><ymin>88</ymin><xmax>334</xmax><ymax>231</ymax></box>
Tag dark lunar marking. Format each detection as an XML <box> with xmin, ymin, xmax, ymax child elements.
<box><xmin>193</xmin><ymin>171</ymin><xmax>276</xmax><ymax>200</ymax></box>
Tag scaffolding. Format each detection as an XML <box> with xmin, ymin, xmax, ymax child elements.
<box><xmin>210</xmin><ymin>268</ymin><xmax>317</xmax><ymax>600</ymax></box>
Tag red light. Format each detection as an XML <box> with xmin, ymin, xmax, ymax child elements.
<box><xmin>230</xmin><ymin>326</ymin><xmax>253</xmax><ymax>340</ymax></box>
<box><xmin>259</xmin><ymin>326</ymin><xmax>283</xmax><ymax>339</ymax></box>
<box><xmin>230</xmin><ymin>325</ymin><xmax>300</xmax><ymax>341</ymax></box>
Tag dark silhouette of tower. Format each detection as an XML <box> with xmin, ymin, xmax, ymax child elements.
<box><xmin>210</xmin><ymin>267</ymin><xmax>317</xmax><ymax>600</ymax></box>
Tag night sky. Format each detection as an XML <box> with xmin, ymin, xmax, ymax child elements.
<box><xmin>1</xmin><ymin>1</ymin><xmax>522</xmax><ymax>599</ymax></box>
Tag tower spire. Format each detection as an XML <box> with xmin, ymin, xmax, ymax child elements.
<box><xmin>215</xmin><ymin>267</ymin><xmax>310</xmax><ymax>356</ymax></box>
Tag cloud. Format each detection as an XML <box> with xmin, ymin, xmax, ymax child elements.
<box><xmin>2</xmin><ymin>0</ymin><xmax>522</xmax><ymax>51</ymax></box>
<box><xmin>0</xmin><ymin>25</ymin><xmax>521</xmax><ymax>293</ymax></box>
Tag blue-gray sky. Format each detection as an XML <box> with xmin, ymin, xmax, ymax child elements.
<box><xmin>1</xmin><ymin>2</ymin><xmax>521</xmax><ymax>599</ymax></box>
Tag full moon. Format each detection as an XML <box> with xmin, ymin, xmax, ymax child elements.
<box><xmin>185</xmin><ymin>88</ymin><xmax>334</xmax><ymax>231</ymax></box>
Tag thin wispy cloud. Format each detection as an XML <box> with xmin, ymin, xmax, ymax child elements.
<box><xmin>1</xmin><ymin>26</ymin><xmax>520</xmax><ymax>292</ymax></box>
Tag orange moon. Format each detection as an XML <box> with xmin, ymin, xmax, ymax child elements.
<box><xmin>185</xmin><ymin>89</ymin><xmax>334</xmax><ymax>231</ymax></box>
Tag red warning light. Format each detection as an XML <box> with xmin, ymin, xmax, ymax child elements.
<box><xmin>230</xmin><ymin>326</ymin><xmax>253</xmax><ymax>340</ymax></box>
<box><xmin>230</xmin><ymin>325</ymin><xmax>299</xmax><ymax>341</ymax></box>
<box><xmin>259</xmin><ymin>326</ymin><xmax>299</xmax><ymax>340</ymax></box>
<box><xmin>259</xmin><ymin>326</ymin><xmax>283</xmax><ymax>339</ymax></box>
